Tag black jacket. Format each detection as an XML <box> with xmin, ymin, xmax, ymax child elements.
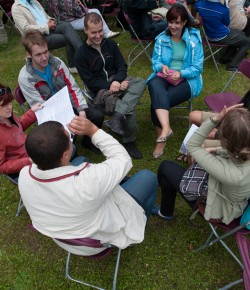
<box><xmin>75</xmin><ymin>39</ymin><xmax>128</xmax><ymax>95</ymax></box>
<box><xmin>121</xmin><ymin>0</ymin><xmax>161</xmax><ymax>39</ymax></box>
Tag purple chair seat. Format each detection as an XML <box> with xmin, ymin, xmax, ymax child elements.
<box><xmin>205</xmin><ymin>92</ymin><xmax>241</xmax><ymax>113</ymax></box>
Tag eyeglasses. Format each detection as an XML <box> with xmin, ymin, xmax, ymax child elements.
<box><xmin>0</xmin><ymin>87</ymin><xmax>11</xmax><ymax>97</ymax></box>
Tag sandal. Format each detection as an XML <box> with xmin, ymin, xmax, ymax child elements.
<box><xmin>176</xmin><ymin>153</ymin><xmax>188</xmax><ymax>163</ymax></box>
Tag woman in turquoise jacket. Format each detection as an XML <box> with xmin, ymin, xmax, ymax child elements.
<box><xmin>147</xmin><ymin>4</ymin><xmax>203</xmax><ymax>158</ymax></box>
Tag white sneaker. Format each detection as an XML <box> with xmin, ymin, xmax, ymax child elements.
<box><xmin>69</xmin><ymin>67</ymin><xmax>78</xmax><ymax>74</ymax></box>
<box><xmin>105</xmin><ymin>31</ymin><xmax>120</xmax><ymax>39</ymax></box>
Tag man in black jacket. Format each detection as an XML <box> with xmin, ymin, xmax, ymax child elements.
<box><xmin>75</xmin><ymin>12</ymin><xmax>146</xmax><ymax>159</ymax></box>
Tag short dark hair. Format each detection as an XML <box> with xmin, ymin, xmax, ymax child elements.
<box><xmin>0</xmin><ymin>83</ymin><xmax>14</xmax><ymax>106</ymax></box>
<box><xmin>25</xmin><ymin>121</ymin><xmax>70</xmax><ymax>170</ymax></box>
<box><xmin>84</xmin><ymin>12</ymin><xmax>102</xmax><ymax>29</ymax></box>
<box><xmin>22</xmin><ymin>30</ymin><xmax>48</xmax><ymax>54</ymax></box>
<box><xmin>166</xmin><ymin>4</ymin><xmax>191</xmax><ymax>35</ymax></box>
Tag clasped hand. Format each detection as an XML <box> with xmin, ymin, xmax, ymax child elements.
<box><xmin>162</xmin><ymin>65</ymin><xmax>181</xmax><ymax>80</ymax></box>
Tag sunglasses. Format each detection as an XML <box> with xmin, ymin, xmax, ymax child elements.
<box><xmin>0</xmin><ymin>87</ymin><xmax>11</xmax><ymax>97</ymax></box>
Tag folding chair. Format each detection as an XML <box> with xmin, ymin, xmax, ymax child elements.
<box><xmin>2</xmin><ymin>174</ymin><xmax>24</xmax><ymax>216</ymax></box>
<box><xmin>0</xmin><ymin>4</ymin><xmax>16</xmax><ymax>30</ymax></box>
<box><xmin>222</xmin><ymin>58</ymin><xmax>250</xmax><ymax>92</ymax></box>
<box><xmin>123</xmin><ymin>11</ymin><xmax>154</xmax><ymax>66</ymax></box>
<box><xmin>204</xmin><ymin>59</ymin><xmax>250</xmax><ymax>112</ymax></box>
<box><xmin>199</xmin><ymin>16</ymin><xmax>228</xmax><ymax>73</ymax></box>
<box><xmin>52</xmin><ymin>236</ymin><xmax>122</xmax><ymax>289</ymax></box>
<box><xmin>192</xmin><ymin>203</ymin><xmax>250</xmax><ymax>289</ymax></box>
<box><xmin>100</xmin><ymin>0</ymin><xmax>125</xmax><ymax>32</ymax></box>
<box><xmin>235</xmin><ymin>233</ymin><xmax>250</xmax><ymax>290</ymax></box>
<box><xmin>14</xmin><ymin>85</ymin><xmax>28</xmax><ymax>112</ymax></box>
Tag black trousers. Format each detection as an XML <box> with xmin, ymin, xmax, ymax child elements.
<box><xmin>74</xmin><ymin>107</ymin><xmax>104</xmax><ymax>149</ymax></box>
<box><xmin>157</xmin><ymin>160</ymin><xmax>196</xmax><ymax>216</ymax></box>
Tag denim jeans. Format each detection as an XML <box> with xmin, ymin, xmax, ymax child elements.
<box><xmin>70</xmin><ymin>144</ymin><xmax>89</xmax><ymax>166</ymax></box>
<box><xmin>121</xmin><ymin>169</ymin><xmax>157</xmax><ymax>218</ymax></box>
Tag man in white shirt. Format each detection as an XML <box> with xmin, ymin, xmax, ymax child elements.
<box><xmin>18</xmin><ymin>116</ymin><xmax>157</xmax><ymax>254</ymax></box>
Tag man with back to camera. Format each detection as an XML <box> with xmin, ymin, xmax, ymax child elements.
<box><xmin>75</xmin><ymin>12</ymin><xmax>146</xmax><ymax>159</ymax></box>
<box><xmin>18</xmin><ymin>30</ymin><xmax>104</xmax><ymax>153</ymax></box>
<box><xmin>18</xmin><ymin>116</ymin><xmax>157</xmax><ymax>254</ymax></box>
<box><xmin>12</xmin><ymin>0</ymin><xmax>81</xmax><ymax>73</ymax></box>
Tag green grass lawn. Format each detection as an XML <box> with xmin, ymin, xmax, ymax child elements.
<box><xmin>0</xmin><ymin>23</ymin><xmax>249</xmax><ymax>290</ymax></box>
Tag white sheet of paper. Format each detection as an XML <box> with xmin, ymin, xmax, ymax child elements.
<box><xmin>35</xmin><ymin>86</ymin><xmax>75</xmax><ymax>137</ymax></box>
<box><xmin>179</xmin><ymin>124</ymin><xmax>198</xmax><ymax>155</ymax></box>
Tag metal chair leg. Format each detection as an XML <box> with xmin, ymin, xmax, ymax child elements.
<box><xmin>65</xmin><ymin>248</ymin><xmax>122</xmax><ymax>290</ymax></box>
<box><xmin>16</xmin><ymin>197</ymin><xmax>24</xmax><ymax>216</ymax></box>
<box><xmin>112</xmin><ymin>248</ymin><xmax>122</xmax><ymax>290</ymax></box>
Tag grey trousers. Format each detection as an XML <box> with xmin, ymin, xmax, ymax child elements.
<box><xmin>216</xmin><ymin>29</ymin><xmax>250</xmax><ymax>68</ymax></box>
<box><xmin>45</xmin><ymin>21</ymin><xmax>82</xmax><ymax>68</ymax></box>
<box><xmin>115</xmin><ymin>77</ymin><xmax>146</xmax><ymax>143</ymax></box>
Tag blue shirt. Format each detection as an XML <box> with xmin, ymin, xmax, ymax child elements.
<box><xmin>19</xmin><ymin>0</ymin><xmax>48</xmax><ymax>25</ymax></box>
<box><xmin>195</xmin><ymin>0</ymin><xmax>230</xmax><ymax>41</ymax></box>
<box><xmin>33</xmin><ymin>64</ymin><xmax>56</xmax><ymax>96</ymax></box>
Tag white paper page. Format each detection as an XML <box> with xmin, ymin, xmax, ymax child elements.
<box><xmin>35</xmin><ymin>86</ymin><xmax>75</xmax><ymax>136</ymax></box>
<box><xmin>179</xmin><ymin>124</ymin><xmax>198</xmax><ymax>155</ymax></box>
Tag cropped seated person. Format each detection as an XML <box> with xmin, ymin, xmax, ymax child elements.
<box><xmin>147</xmin><ymin>4</ymin><xmax>203</xmax><ymax>158</ymax></box>
<box><xmin>0</xmin><ymin>84</ymin><xmax>41</xmax><ymax>181</ymax></box>
<box><xmin>18</xmin><ymin>30</ymin><xmax>104</xmax><ymax>153</ymax></box>
<box><xmin>159</xmin><ymin>0</ymin><xmax>199</xmax><ymax>25</ymax></box>
<box><xmin>18</xmin><ymin>117</ymin><xmax>157</xmax><ymax>254</ymax></box>
<box><xmin>121</xmin><ymin>0</ymin><xmax>167</xmax><ymax>39</ymax></box>
<box><xmin>154</xmin><ymin>105</ymin><xmax>250</xmax><ymax>225</ymax></box>
<box><xmin>195</xmin><ymin>0</ymin><xmax>250</xmax><ymax>71</ymax></box>
<box><xmin>12</xmin><ymin>0</ymin><xmax>82</xmax><ymax>73</ymax></box>
<box><xmin>75</xmin><ymin>13</ymin><xmax>146</xmax><ymax>159</ymax></box>
<box><xmin>50</xmin><ymin>0</ymin><xmax>119</xmax><ymax>38</ymax></box>
<box><xmin>220</xmin><ymin>0</ymin><xmax>250</xmax><ymax>37</ymax></box>
<box><xmin>188</xmin><ymin>89</ymin><xmax>250</xmax><ymax>148</ymax></box>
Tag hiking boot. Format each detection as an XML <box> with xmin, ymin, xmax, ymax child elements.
<box><xmin>123</xmin><ymin>142</ymin><xmax>143</xmax><ymax>159</ymax></box>
<box><xmin>104</xmin><ymin>112</ymin><xmax>126</xmax><ymax>136</ymax></box>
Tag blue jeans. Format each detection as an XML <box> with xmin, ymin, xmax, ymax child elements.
<box><xmin>121</xmin><ymin>169</ymin><xmax>157</xmax><ymax>218</ymax></box>
<box><xmin>70</xmin><ymin>144</ymin><xmax>89</xmax><ymax>166</ymax></box>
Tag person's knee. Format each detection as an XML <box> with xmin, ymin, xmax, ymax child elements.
<box><xmin>189</xmin><ymin>110</ymin><xmax>202</xmax><ymax>126</ymax></box>
<box><xmin>158</xmin><ymin>160</ymin><xmax>174</xmax><ymax>175</ymax></box>
<box><xmin>128</xmin><ymin>77</ymin><xmax>146</xmax><ymax>92</ymax></box>
<box><xmin>138</xmin><ymin>169</ymin><xmax>157</xmax><ymax>185</ymax></box>
<box><xmin>57</xmin><ymin>21</ymin><xmax>71</xmax><ymax>30</ymax></box>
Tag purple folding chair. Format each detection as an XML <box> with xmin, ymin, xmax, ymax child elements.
<box><xmin>52</xmin><ymin>237</ymin><xmax>122</xmax><ymax>289</ymax></box>
<box><xmin>0</xmin><ymin>4</ymin><xmax>16</xmax><ymax>30</ymax></box>
<box><xmin>14</xmin><ymin>85</ymin><xmax>28</xmax><ymax>112</ymax></box>
<box><xmin>193</xmin><ymin>203</ymin><xmax>250</xmax><ymax>289</ymax></box>
<box><xmin>199</xmin><ymin>16</ymin><xmax>228</xmax><ymax>73</ymax></box>
<box><xmin>204</xmin><ymin>59</ymin><xmax>250</xmax><ymax>112</ymax></box>
<box><xmin>222</xmin><ymin>58</ymin><xmax>250</xmax><ymax>92</ymax></box>
<box><xmin>236</xmin><ymin>233</ymin><xmax>250</xmax><ymax>290</ymax></box>
<box><xmin>123</xmin><ymin>11</ymin><xmax>154</xmax><ymax>66</ymax></box>
<box><xmin>100</xmin><ymin>0</ymin><xmax>125</xmax><ymax>32</ymax></box>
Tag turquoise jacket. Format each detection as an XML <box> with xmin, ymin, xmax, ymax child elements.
<box><xmin>147</xmin><ymin>28</ymin><xmax>204</xmax><ymax>98</ymax></box>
